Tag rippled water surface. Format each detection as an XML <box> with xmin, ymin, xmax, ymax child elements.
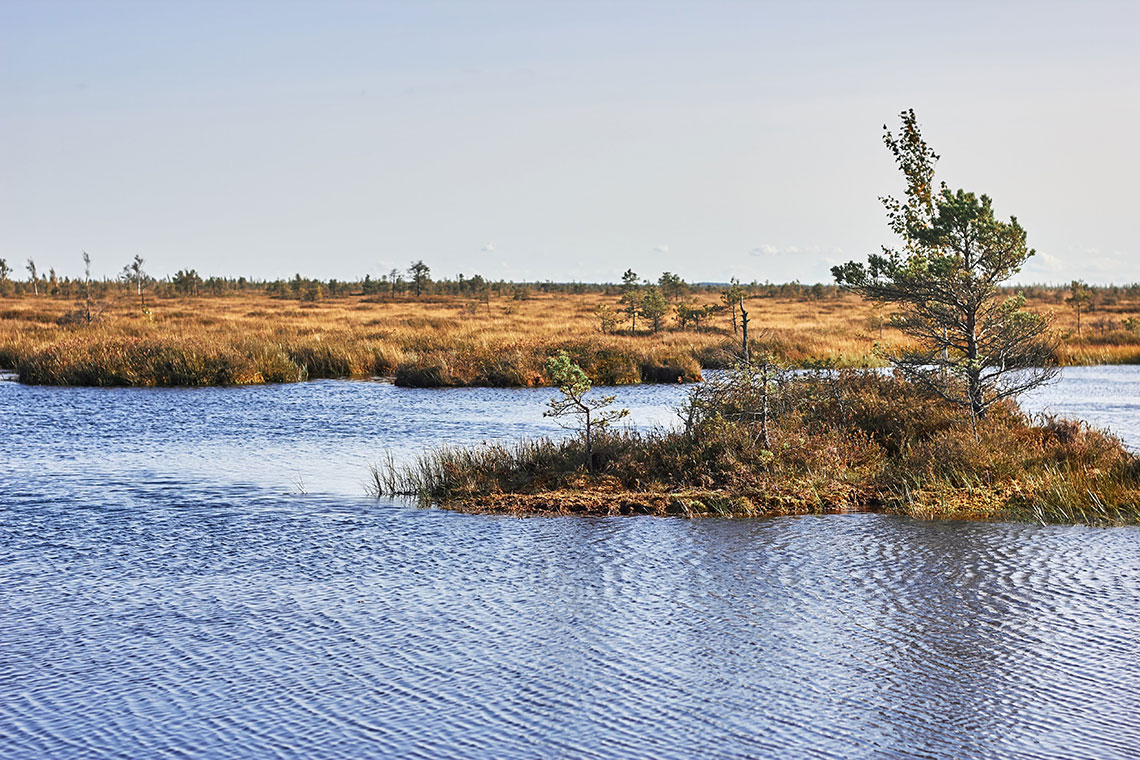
<box><xmin>3</xmin><ymin>367</ymin><xmax>1140</xmax><ymax>759</ymax></box>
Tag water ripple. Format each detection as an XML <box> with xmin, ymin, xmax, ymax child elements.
<box><xmin>4</xmin><ymin>370</ymin><xmax>1140</xmax><ymax>757</ymax></box>
<box><xmin>4</xmin><ymin>501</ymin><xmax>1140</xmax><ymax>759</ymax></box>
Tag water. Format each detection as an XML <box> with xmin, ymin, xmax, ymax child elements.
<box><xmin>3</xmin><ymin>367</ymin><xmax>1140</xmax><ymax>759</ymax></box>
<box><xmin>1022</xmin><ymin>364</ymin><xmax>1140</xmax><ymax>449</ymax></box>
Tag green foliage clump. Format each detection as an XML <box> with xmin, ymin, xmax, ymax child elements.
<box><xmin>833</xmin><ymin>109</ymin><xmax>1056</xmax><ymax>418</ymax></box>
<box><xmin>638</xmin><ymin>286</ymin><xmax>668</xmax><ymax>334</ymax></box>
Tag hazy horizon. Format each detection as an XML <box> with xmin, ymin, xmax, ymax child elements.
<box><xmin>3</xmin><ymin>1</ymin><xmax>1137</xmax><ymax>285</ymax></box>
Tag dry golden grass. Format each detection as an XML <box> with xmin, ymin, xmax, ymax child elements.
<box><xmin>1</xmin><ymin>287</ymin><xmax>1137</xmax><ymax>386</ymax></box>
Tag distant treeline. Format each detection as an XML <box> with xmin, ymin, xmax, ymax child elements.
<box><xmin>1</xmin><ymin>255</ymin><xmax>1138</xmax><ymax>306</ymax></box>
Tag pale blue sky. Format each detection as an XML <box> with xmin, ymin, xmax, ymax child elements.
<box><xmin>2</xmin><ymin>0</ymin><xmax>1137</xmax><ymax>283</ymax></box>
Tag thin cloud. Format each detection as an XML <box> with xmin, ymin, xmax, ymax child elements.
<box><xmin>750</xmin><ymin>244</ymin><xmax>781</xmax><ymax>256</ymax></box>
<box><xmin>1026</xmin><ymin>252</ymin><xmax>1066</xmax><ymax>274</ymax></box>
<box><xmin>1084</xmin><ymin>250</ymin><xmax>1126</xmax><ymax>274</ymax></box>
<box><xmin>751</xmin><ymin>244</ymin><xmax>843</xmax><ymax>257</ymax></box>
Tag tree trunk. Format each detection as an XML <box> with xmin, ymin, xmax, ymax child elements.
<box><xmin>966</xmin><ymin>306</ymin><xmax>984</xmax><ymax>418</ymax></box>
<box><xmin>584</xmin><ymin>410</ymin><xmax>593</xmax><ymax>472</ymax></box>
<box><xmin>739</xmin><ymin>296</ymin><xmax>750</xmax><ymax>364</ymax></box>
<box><xmin>760</xmin><ymin>360</ymin><xmax>770</xmax><ymax>449</ymax></box>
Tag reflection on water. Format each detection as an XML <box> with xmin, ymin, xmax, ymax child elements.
<box><xmin>2</xmin><ymin>367</ymin><xmax>1139</xmax><ymax>758</ymax></box>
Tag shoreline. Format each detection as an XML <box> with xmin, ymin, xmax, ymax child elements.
<box><xmin>412</xmin><ymin>481</ymin><xmax>1125</xmax><ymax>525</ymax></box>
<box><xmin>3</xmin><ymin>352</ymin><xmax>1138</xmax><ymax>389</ymax></box>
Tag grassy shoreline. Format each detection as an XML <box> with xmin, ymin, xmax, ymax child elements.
<box><xmin>1</xmin><ymin>290</ymin><xmax>1139</xmax><ymax>387</ymax></box>
<box><xmin>373</xmin><ymin>372</ymin><xmax>1140</xmax><ymax>526</ymax></box>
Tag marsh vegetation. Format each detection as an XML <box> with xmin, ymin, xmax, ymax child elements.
<box><xmin>1</xmin><ymin>282</ymin><xmax>1137</xmax><ymax>388</ymax></box>
<box><xmin>373</xmin><ymin>368</ymin><xmax>1140</xmax><ymax>525</ymax></box>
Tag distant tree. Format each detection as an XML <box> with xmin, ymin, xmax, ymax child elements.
<box><xmin>468</xmin><ymin>274</ymin><xmax>491</xmax><ymax>315</ymax></box>
<box><xmin>388</xmin><ymin>268</ymin><xmax>404</xmax><ymax>295</ymax></box>
<box><xmin>594</xmin><ymin>303</ymin><xmax>617</xmax><ymax>334</ymax></box>
<box><xmin>1067</xmin><ymin>280</ymin><xmax>1093</xmax><ymax>338</ymax></box>
<box><xmin>0</xmin><ymin>258</ymin><xmax>9</xmax><ymax>280</ymax></box>
<box><xmin>26</xmin><ymin>259</ymin><xmax>38</xmax><ymax>296</ymax></box>
<box><xmin>544</xmin><ymin>351</ymin><xmax>628</xmax><ymax>472</ymax></box>
<box><xmin>119</xmin><ymin>255</ymin><xmax>149</xmax><ymax>309</ymax></box>
<box><xmin>868</xmin><ymin>300</ymin><xmax>888</xmax><ymax>340</ymax></box>
<box><xmin>172</xmin><ymin>269</ymin><xmax>202</xmax><ymax>296</ymax></box>
<box><xmin>79</xmin><ymin>251</ymin><xmax>95</xmax><ymax>323</ymax></box>
<box><xmin>832</xmin><ymin>109</ymin><xmax>1056</xmax><ymax>419</ymax></box>
<box><xmin>620</xmin><ymin>268</ymin><xmax>640</xmax><ymax>333</ymax></box>
<box><xmin>302</xmin><ymin>281</ymin><xmax>323</xmax><ymax>302</ymax></box>
<box><xmin>675</xmin><ymin>302</ymin><xmax>719</xmax><ymax>331</ymax></box>
<box><xmin>202</xmin><ymin>276</ymin><xmax>226</xmax><ymax>296</ymax></box>
<box><xmin>639</xmin><ymin>285</ymin><xmax>668</xmax><ymax>333</ymax></box>
<box><xmin>720</xmin><ymin>278</ymin><xmax>745</xmax><ymax>334</ymax></box>
<box><xmin>675</xmin><ymin>302</ymin><xmax>700</xmax><ymax>330</ymax></box>
<box><xmin>658</xmin><ymin>271</ymin><xmax>687</xmax><ymax>302</ymax></box>
<box><xmin>361</xmin><ymin>274</ymin><xmax>379</xmax><ymax>295</ymax></box>
<box><xmin>409</xmin><ymin>260</ymin><xmax>431</xmax><ymax>296</ymax></box>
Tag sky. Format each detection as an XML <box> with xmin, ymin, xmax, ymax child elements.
<box><xmin>2</xmin><ymin>0</ymin><xmax>1137</xmax><ymax>284</ymax></box>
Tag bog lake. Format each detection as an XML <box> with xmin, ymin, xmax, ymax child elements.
<box><xmin>2</xmin><ymin>366</ymin><xmax>1139</xmax><ymax>758</ymax></box>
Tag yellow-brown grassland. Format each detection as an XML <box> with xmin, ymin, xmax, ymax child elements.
<box><xmin>2</xmin><ymin>283</ymin><xmax>1138</xmax><ymax>387</ymax></box>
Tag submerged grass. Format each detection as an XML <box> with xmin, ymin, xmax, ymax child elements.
<box><xmin>373</xmin><ymin>372</ymin><xmax>1140</xmax><ymax>526</ymax></box>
